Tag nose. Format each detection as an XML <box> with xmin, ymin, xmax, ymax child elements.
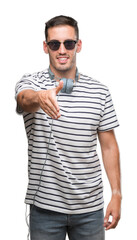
<box><xmin>58</xmin><ymin>42</ymin><xmax>66</xmax><ymax>54</ymax></box>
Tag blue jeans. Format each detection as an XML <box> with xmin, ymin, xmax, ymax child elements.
<box><xmin>30</xmin><ymin>205</ymin><xmax>105</xmax><ymax>240</ymax></box>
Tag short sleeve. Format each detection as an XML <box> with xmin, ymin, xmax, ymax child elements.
<box><xmin>15</xmin><ymin>73</ymin><xmax>39</xmax><ymax>99</ymax></box>
<box><xmin>15</xmin><ymin>73</ymin><xmax>39</xmax><ymax>114</ymax></box>
<box><xmin>98</xmin><ymin>89</ymin><xmax>119</xmax><ymax>132</ymax></box>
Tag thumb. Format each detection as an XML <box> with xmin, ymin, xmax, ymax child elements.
<box><xmin>104</xmin><ymin>209</ymin><xmax>110</xmax><ymax>226</ymax></box>
<box><xmin>55</xmin><ymin>80</ymin><xmax>64</xmax><ymax>94</ymax></box>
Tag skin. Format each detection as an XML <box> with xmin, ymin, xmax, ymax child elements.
<box><xmin>17</xmin><ymin>24</ymin><xmax>121</xmax><ymax>230</ymax></box>
<box><xmin>98</xmin><ymin>130</ymin><xmax>121</xmax><ymax>230</ymax></box>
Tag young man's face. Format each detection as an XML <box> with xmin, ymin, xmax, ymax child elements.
<box><xmin>43</xmin><ymin>25</ymin><xmax>82</xmax><ymax>76</ymax></box>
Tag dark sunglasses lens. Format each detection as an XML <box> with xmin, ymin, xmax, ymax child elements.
<box><xmin>48</xmin><ymin>41</ymin><xmax>60</xmax><ymax>51</ymax></box>
<box><xmin>64</xmin><ymin>41</ymin><xmax>76</xmax><ymax>50</ymax></box>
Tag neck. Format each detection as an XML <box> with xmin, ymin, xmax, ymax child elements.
<box><xmin>49</xmin><ymin>65</ymin><xmax>77</xmax><ymax>80</ymax></box>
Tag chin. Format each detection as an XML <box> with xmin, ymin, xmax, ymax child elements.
<box><xmin>55</xmin><ymin>65</ymin><xmax>71</xmax><ymax>72</ymax></box>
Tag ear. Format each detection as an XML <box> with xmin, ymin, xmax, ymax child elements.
<box><xmin>76</xmin><ymin>39</ymin><xmax>82</xmax><ymax>53</ymax></box>
<box><xmin>43</xmin><ymin>41</ymin><xmax>49</xmax><ymax>54</ymax></box>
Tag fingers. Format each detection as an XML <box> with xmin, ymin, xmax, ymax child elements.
<box><xmin>104</xmin><ymin>211</ymin><xmax>120</xmax><ymax>230</ymax></box>
<box><xmin>44</xmin><ymin>81</ymin><xmax>63</xmax><ymax>118</ymax></box>
<box><xmin>104</xmin><ymin>217</ymin><xmax>119</xmax><ymax>230</ymax></box>
<box><xmin>41</xmin><ymin>100</ymin><xmax>61</xmax><ymax>119</ymax></box>
<box><xmin>37</xmin><ymin>88</ymin><xmax>62</xmax><ymax>119</ymax></box>
<box><xmin>37</xmin><ymin>81</ymin><xmax>63</xmax><ymax>119</ymax></box>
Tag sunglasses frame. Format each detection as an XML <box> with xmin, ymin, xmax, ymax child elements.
<box><xmin>46</xmin><ymin>39</ymin><xmax>78</xmax><ymax>51</ymax></box>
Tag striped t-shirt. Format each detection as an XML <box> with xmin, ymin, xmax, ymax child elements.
<box><xmin>15</xmin><ymin>69</ymin><xmax>119</xmax><ymax>214</ymax></box>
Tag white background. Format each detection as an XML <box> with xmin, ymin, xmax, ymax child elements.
<box><xmin>0</xmin><ymin>0</ymin><xmax>137</xmax><ymax>239</ymax></box>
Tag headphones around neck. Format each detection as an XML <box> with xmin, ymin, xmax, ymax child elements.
<box><xmin>48</xmin><ymin>67</ymin><xmax>79</xmax><ymax>94</ymax></box>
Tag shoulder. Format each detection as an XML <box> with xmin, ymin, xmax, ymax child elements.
<box><xmin>79</xmin><ymin>73</ymin><xmax>109</xmax><ymax>94</ymax></box>
<box><xmin>20</xmin><ymin>69</ymin><xmax>51</xmax><ymax>88</ymax></box>
<box><xmin>22</xmin><ymin>69</ymin><xmax>49</xmax><ymax>81</ymax></box>
<box><xmin>15</xmin><ymin>69</ymin><xmax>51</xmax><ymax>94</ymax></box>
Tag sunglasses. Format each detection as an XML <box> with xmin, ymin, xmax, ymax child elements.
<box><xmin>47</xmin><ymin>40</ymin><xmax>78</xmax><ymax>51</ymax></box>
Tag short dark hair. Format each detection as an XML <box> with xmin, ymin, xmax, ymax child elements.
<box><xmin>45</xmin><ymin>15</ymin><xmax>79</xmax><ymax>41</ymax></box>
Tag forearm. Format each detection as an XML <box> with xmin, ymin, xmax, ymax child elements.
<box><xmin>16</xmin><ymin>81</ymin><xmax>63</xmax><ymax>117</ymax></box>
<box><xmin>102</xmin><ymin>143</ymin><xmax>121</xmax><ymax>196</ymax></box>
<box><xmin>17</xmin><ymin>89</ymin><xmax>40</xmax><ymax>113</ymax></box>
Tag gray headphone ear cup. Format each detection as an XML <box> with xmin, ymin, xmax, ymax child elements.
<box><xmin>60</xmin><ymin>78</ymin><xmax>67</xmax><ymax>93</ymax></box>
<box><xmin>48</xmin><ymin>66</ymin><xmax>79</xmax><ymax>93</ymax></box>
<box><xmin>61</xmin><ymin>78</ymin><xmax>74</xmax><ymax>94</ymax></box>
<box><xmin>66</xmin><ymin>79</ymin><xmax>74</xmax><ymax>94</ymax></box>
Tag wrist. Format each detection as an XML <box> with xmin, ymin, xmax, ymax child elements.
<box><xmin>112</xmin><ymin>189</ymin><xmax>122</xmax><ymax>199</ymax></box>
<box><xmin>24</xmin><ymin>90</ymin><xmax>40</xmax><ymax>112</ymax></box>
<box><xmin>35</xmin><ymin>91</ymin><xmax>40</xmax><ymax>105</ymax></box>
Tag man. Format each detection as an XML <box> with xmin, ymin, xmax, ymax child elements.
<box><xmin>15</xmin><ymin>15</ymin><xmax>121</xmax><ymax>240</ymax></box>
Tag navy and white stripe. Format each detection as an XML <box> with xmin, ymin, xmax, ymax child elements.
<box><xmin>15</xmin><ymin>69</ymin><xmax>119</xmax><ymax>214</ymax></box>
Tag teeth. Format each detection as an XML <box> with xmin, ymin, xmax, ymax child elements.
<box><xmin>58</xmin><ymin>57</ymin><xmax>68</xmax><ymax>63</ymax></box>
<box><xmin>59</xmin><ymin>58</ymin><xmax>67</xmax><ymax>60</ymax></box>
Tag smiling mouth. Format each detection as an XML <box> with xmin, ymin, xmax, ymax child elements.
<box><xmin>57</xmin><ymin>56</ymin><xmax>69</xmax><ymax>64</ymax></box>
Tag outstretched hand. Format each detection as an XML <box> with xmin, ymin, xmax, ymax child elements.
<box><xmin>37</xmin><ymin>81</ymin><xmax>64</xmax><ymax>119</ymax></box>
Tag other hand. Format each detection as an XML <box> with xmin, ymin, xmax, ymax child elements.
<box><xmin>104</xmin><ymin>194</ymin><xmax>121</xmax><ymax>230</ymax></box>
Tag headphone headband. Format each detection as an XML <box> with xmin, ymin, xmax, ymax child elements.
<box><xmin>48</xmin><ymin>67</ymin><xmax>79</xmax><ymax>82</ymax></box>
<box><xmin>48</xmin><ymin>67</ymin><xmax>55</xmax><ymax>80</ymax></box>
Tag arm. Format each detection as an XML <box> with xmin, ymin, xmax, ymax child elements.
<box><xmin>98</xmin><ymin>130</ymin><xmax>121</xmax><ymax>230</ymax></box>
<box><xmin>17</xmin><ymin>81</ymin><xmax>63</xmax><ymax>119</ymax></box>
